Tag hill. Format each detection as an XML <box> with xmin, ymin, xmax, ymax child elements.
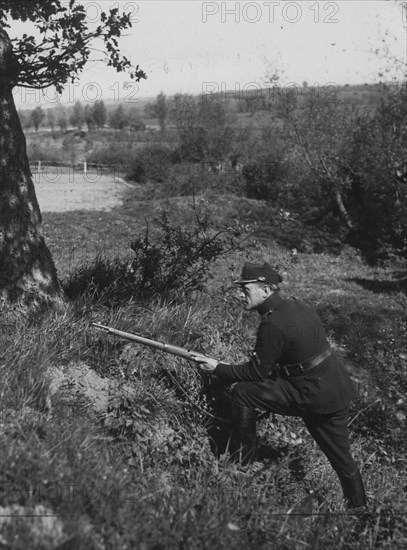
<box><xmin>1</xmin><ymin>180</ymin><xmax>406</xmax><ymax>548</ymax></box>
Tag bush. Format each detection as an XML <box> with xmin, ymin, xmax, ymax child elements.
<box><xmin>126</xmin><ymin>144</ymin><xmax>173</xmax><ymax>183</ymax></box>
<box><xmin>128</xmin><ymin>210</ymin><xmax>230</xmax><ymax>299</ymax></box>
<box><xmin>344</xmin><ymin>86</ymin><xmax>407</xmax><ymax>263</ymax></box>
<box><xmin>62</xmin><ymin>208</ymin><xmax>245</xmax><ymax>303</ymax></box>
<box><xmin>26</xmin><ymin>141</ymin><xmax>66</xmax><ymax>163</ymax></box>
<box><xmin>134</xmin><ymin>162</ymin><xmax>206</xmax><ymax>198</ymax></box>
<box><xmin>86</xmin><ymin>142</ymin><xmax>134</xmax><ymax>167</ymax></box>
<box><xmin>137</xmin><ymin>162</ymin><xmax>245</xmax><ymax>199</ymax></box>
<box><xmin>242</xmin><ymin>159</ymin><xmax>286</xmax><ymax>201</ymax></box>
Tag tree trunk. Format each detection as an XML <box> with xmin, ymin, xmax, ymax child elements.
<box><xmin>0</xmin><ymin>29</ymin><xmax>62</xmax><ymax>312</ymax></box>
<box><xmin>333</xmin><ymin>187</ymin><xmax>355</xmax><ymax>231</ymax></box>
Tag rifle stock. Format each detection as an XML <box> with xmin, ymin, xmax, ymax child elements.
<box><xmin>91</xmin><ymin>322</ymin><xmax>207</xmax><ymax>361</ymax></box>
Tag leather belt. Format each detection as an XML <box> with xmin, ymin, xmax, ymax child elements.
<box><xmin>279</xmin><ymin>348</ymin><xmax>332</xmax><ymax>377</ymax></box>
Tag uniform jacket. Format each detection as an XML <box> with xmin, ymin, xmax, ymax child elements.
<box><xmin>214</xmin><ymin>293</ymin><xmax>356</xmax><ymax>414</ymax></box>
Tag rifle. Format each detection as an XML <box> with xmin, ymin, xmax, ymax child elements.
<box><xmin>92</xmin><ymin>323</ymin><xmax>229</xmax><ymax>424</ymax></box>
<box><xmin>91</xmin><ymin>322</ymin><xmax>208</xmax><ymax>362</ymax></box>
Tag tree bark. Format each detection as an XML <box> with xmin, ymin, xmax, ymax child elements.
<box><xmin>0</xmin><ymin>29</ymin><xmax>62</xmax><ymax>312</ymax></box>
<box><xmin>333</xmin><ymin>187</ymin><xmax>355</xmax><ymax>231</ymax></box>
<box><xmin>318</xmin><ymin>155</ymin><xmax>356</xmax><ymax>232</ymax></box>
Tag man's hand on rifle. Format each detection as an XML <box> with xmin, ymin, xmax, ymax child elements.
<box><xmin>190</xmin><ymin>354</ymin><xmax>219</xmax><ymax>374</ymax></box>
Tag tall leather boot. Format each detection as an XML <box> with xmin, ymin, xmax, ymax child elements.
<box><xmin>231</xmin><ymin>404</ymin><xmax>257</xmax><ymax>465</ymax></box>
<box><xmin>338</xmin><ymin>469</ymin><xmax>367</xmax><ymax>509</ymax></box>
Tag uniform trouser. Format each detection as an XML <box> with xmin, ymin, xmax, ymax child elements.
<box><xmin>232</xmin><ymin>379</ymin><xmax>358</xmax><ymax>478</ymax></box>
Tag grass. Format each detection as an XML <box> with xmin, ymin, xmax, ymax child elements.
<box><xmin>42</xmin><ymin>187</ymin><xmax>271</xmax><ymax>274</ymax></box>
<box><xmin>1</xmin><ymin>188</ymin><xmax>407</xmax><ymax>549</ymax></box>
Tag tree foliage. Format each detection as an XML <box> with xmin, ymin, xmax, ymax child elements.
<box><xmin>47</xmin><ymin>107</ymin><xmax>56</xmax><ymax>131</ymax></box>
<box><xmin>156</xmin><ymin>92</ymin><xmax>168</xmax><ymax>133</ymax></box>
<box><xmin>70</xmin><ymin>100</ymin><xmax>84</xmax><ymax>130</ymax></box>
<box><xmin>345</xmin><ymin>85</ymin><xmax>407</xmax><ymax>261</ymax></box>
<box><xmin>0</xmin><ymin>0</ymin><xmax>146</xmax><ymax>310</ymax></box>
<box><xmin>56</xmin><ymin>103</ymin><xmax>68</xmax><ymax>132</ymax></box>
<box><xmin>127</xmin><ymin>107</ymin><xmax>145</xmax><ymax>131</ymax></box>
<box><xmin>84</xmin><ymin>104</ymin><xmax>95</xmax><ymax>131</ymax></box>
<box><xmin>0</xmin><ymin>0</ymin><xmax>146</xmax><ymax>91</ymax></box>
<box><xmin>127</xmin><ymin>145</ymin><xmax>173</xmax><ymax>183</ymax></box>
<box><xmin>92</xmin><ymin>100</ymin><xmax>107</xmax><ymax>129</ymax></box>
<box><xmin>109</xmin><ymin>104</ymin><xmax>127</xmax><ymax>130</ymax></box>
<box><xmin>256</xmin><ymin>85</ymin><xmax>407</xmax><ymax>262</ymax></box>
<box><xmin>30</xmin><ymin>105</ymin><xmax>45</xmax><ymax>132</ymax></box>
<box><xmin>170</xmin><ymin>94</ymin><xmax>236</xmax><ymax>165</ymax></box>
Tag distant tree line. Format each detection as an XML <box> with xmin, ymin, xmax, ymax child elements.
<box><xmin>18</xmin><ymin>100</ymin><xmax>146</xmax><ymax>133</ymax></box>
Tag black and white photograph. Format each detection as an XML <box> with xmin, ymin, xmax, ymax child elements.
<box><xmin>1</xmin><ymin>1</ymin><xmax>406</xmax><ymax>548</ymax></box>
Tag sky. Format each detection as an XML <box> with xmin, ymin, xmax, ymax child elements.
<box><xmin>9</xmin><ymin>0</ymin><xmax>407</xmax><ymax>108</ymax></box>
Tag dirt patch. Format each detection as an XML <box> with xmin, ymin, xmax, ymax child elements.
<box><xmin>33</xmin><ymin>171</ymin><xmax>130</xmax><ymax>213</ymax></box>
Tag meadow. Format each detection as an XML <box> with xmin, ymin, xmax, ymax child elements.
<box><xmin>1</xmin><ymin>168</ymin><xmax>406</xmax><ymax>549</ymax></box>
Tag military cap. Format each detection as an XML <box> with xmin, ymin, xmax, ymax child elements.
<box><xmin>233</xmin><ymin>262</ymin><xmax>282</xmax><ymax>285</ymax></box>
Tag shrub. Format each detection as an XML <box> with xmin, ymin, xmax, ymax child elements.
<box><xmin>135</xmin><ymin>162</ymin><xmax>206</xmax><ymax>198</ymax></box>
<box><xmin>242</xmin><ymin>159</ymin><xmax>286</xmax><ymax>201</ymax></box>
<box><xmin>126</xmin><ymin>144</ymin><xmax>173</xmax><ymax>183</ymax></box>
<box><xmin>137</xmin><ymin>162</ymin><xmax>245</xmax><ymax>199</ymax></box>
<box><xmin>128</xmin><ymin>210</ymin><xmax>230</xmax><ymax>299</ymax></box>
<box><xmin>86</xmin><ymin>142</ymin><xmax>134</xmax><ymax>167</ymax></box>
<box><xmin>26</xmin><ymin>141</ymin><xmax>65</xmax><ymax>163</ymax></box>
<box><xmin>62</xmin><ymin>207</ymin><xmax>247</xmax><ymax>303</ymax></box>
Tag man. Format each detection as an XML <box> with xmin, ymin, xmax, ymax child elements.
<box><xmin>193</xmin><ymin>261</ymin><xmax>366</xmax><ymax>510</ymax></box>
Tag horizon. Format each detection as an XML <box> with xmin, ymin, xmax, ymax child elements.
<box><xmin>7</xmin><ymin>1</ymin><xmax>406</xmax><ymax>110</ymax></box>
<box><xmin>14</xmin><ymin>80</ymin><xmax>404</xmax><ymax>113</ymax></box>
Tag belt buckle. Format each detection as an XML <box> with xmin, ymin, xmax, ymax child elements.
<box><xmin>282</xmin><ymin>363</ymin><xmax>304</xmax><ymax>377</ymax></box>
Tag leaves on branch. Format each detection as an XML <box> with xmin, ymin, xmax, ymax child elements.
<box><xmin>0</xmin><ymin>0</ymin><xmax>146</xmax><ymax>91</ymax></box>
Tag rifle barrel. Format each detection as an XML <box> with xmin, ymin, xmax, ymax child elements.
<box><xmin>91</xmin><ymin>322</ymin><xmax>200</xmax><ymax>360</ymax></box>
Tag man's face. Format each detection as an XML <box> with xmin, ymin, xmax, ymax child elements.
<box><xmin>238</xmin><ymin>283</ymin><xmax>268</xmax><ymax>311</ymax></box>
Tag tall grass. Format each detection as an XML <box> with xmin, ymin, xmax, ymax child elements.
<box><xmin>2</xmin><ymin>207</ymin><xmax>407</xmax><ymax>548</ymax></box>
<box><xmin>1</xmin><ymin>268</ymin><xmax>407</xmax><ymax>549</ymax></box>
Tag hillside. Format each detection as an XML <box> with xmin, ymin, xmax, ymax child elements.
<box><xmin>3</xmin><ymin>78</ymin><xmax>407</xmax><ymax>548</ymax></box>
<box><xmin>1</xmin><ymin>179</ymin><xmax>406</xmax><ymax>548</ymax></box>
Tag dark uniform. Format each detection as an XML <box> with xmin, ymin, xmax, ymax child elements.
<box><xmin>214</xmin><ymin>262</ymin><xmax>366</xmax><ymax>509</ymax></box>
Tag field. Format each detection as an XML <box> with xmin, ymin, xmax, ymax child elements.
<box><xmin>1</xmin><ymin>166</ymin><xmax>407</xmax><ymax>549</ymax></box>
<box><xmin>34</xmin><ymin>169</ymin><xmax>130</xmax><ymax>213</ymax></box>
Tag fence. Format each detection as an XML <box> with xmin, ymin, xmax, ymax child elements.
<box><xmin>29</xmin><ymin>160</ymin><xmax>130</xmax><ymax>183</ymax></box>
<box><xmin>29</xmin><ymin>160</ymin><xmax>129</xmax><ymax>174</ymax></box>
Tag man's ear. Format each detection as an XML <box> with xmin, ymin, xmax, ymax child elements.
<box><xmin>266</xmin><ymin>284</ymin><xmax>278</xmax><ymax>293</ymax></box>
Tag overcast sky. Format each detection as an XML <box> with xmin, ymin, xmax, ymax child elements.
<box><xmin>10</xmin><ymin>0</ymin><xmax>407</xmax><ymax>107</ymax></box>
